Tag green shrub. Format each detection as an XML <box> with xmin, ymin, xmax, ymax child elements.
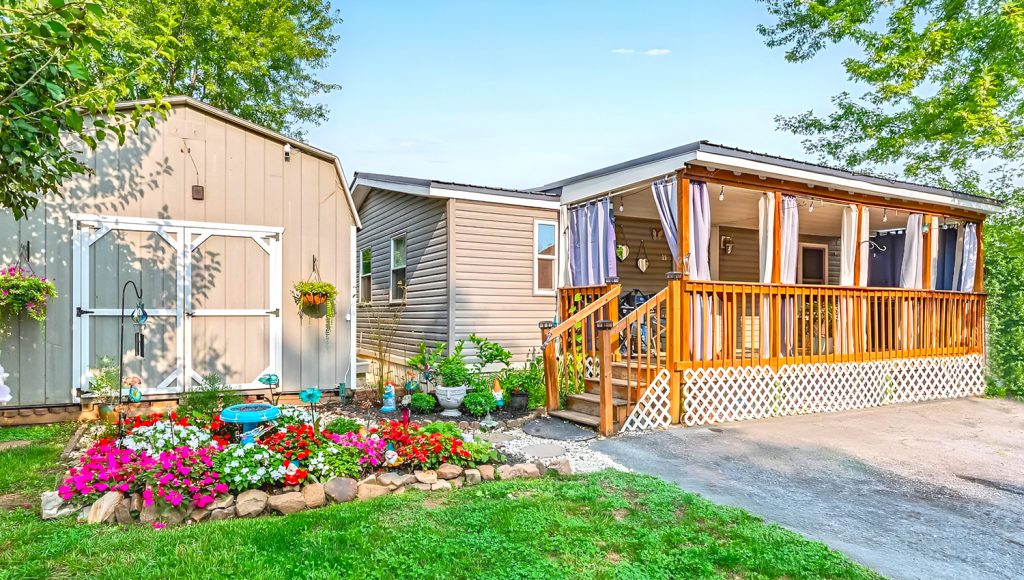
<box><xmin>410</xmin><ymin>392</ymin><xmax>436</xmax><ymax>414</ymax></box>
<box><xmin>311</xmin><ymin>443</ymin><xmax>363</xmax><ymax>479</ymax></box>
<box><xmin>462</xmin><ymin>390</ymin><xmax>497</xmax><ymax>417</ymax></box>
<box><xmin>177</xmin><ymin>373</ymin><xmax>243</xmax><ymax>426</ymax></box>
<box><xmin>500</xmin><ymin>356</ymin><xmax>546</xmax><ymax>409</ymax></box>
<box><xmin>462</xmin><ymin>440</ymin><xmax>505</xmax><ymax>466</ymax></box>
<box><xmin>418</xmin><ymin>421</ymin><xmax>462</xmax><ymax>439</ymax></box>
<box><xmin>325</xmin><ymin>416</ymin><xmax>361</xmax><ymax>435</ymax></box>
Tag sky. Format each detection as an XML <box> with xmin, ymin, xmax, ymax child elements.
<box><xmin>306</xmin><ymin>1</ymin><xmax>858</xmax><ymax>190</ymax></box>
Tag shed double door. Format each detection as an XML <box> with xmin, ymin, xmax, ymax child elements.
<box><xmin>71</xmin><ymin>215</ymin><xmax>283</xmax><ymax>398</ymax></box>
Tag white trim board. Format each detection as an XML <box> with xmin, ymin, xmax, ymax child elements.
<box><xmin>352</xmin><ymin>178</ymin><xmax>561</xmax><ymax>210</ymax></box>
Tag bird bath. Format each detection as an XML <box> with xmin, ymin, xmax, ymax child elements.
<box><xmin>220</xmin><ymin>403</ymin><xmax>281</xmax><ymax>444</ymax></box>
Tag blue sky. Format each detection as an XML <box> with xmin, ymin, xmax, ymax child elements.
<box><xmin>308</xmin><ymin>1</ymin><xmax>857</xmax><ymax>189</ymax></box>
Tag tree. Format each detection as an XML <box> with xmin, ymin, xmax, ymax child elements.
<box><xmin>119</xmin><ymin>0</ymin><xmax>342</xmax><ymax>137</ymax></box>
<box><xmin>0</xmin><ymin>0</ymin><xmax>175</xmax><ymax>219</ymax></box>
<box><xmin>759</xmin><ymin>0</ymin><xmax>1024</xmax><ymax>398</ymax></box>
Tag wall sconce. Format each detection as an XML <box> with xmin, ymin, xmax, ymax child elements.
<box><xmin>720</xmin><ymin>235</ymin><xmax>734</xmax><ymax>255</ymax></box>
<box><xmin>284</xmin><ymin>143</ymin><xmax>292</xmax><ymax>162</ymax></box>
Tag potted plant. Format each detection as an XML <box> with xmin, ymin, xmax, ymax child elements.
<box><xmin>88</xmin><ymin>356</ymin><xmax>120</xmax><ymax>423</ymax></box>
<box><xmin>501</xmin><ymin>356</ymin><xmax>543</xmax><ymax>412</ymax></box>
<box><xmin>292</xmin><ymin>280</ymin><xmax>337</xmax><ymax>336</ymax></box>
<box><xmin>435</xmin><ymin>340</ymin><xmax>469</xmax><ymax>417</ymax></box>
<box><xmin>0</xmin><ymin>265</ymin><xmax>57</xmax><ymax>331</ymax></box>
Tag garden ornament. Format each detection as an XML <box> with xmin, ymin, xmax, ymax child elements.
<box><xmin>492</xmin><ymin>378</ymin><xmax>504</xmax><ymax>407</ymax></box>
<box><xmin>636</xmin><ymin>240</ymin><xmax>649</xmax><ymax>273</ymax></box>
<box><xmin>380</xmin><ymin>382</ymin><xmax>397</xmax><ymax>413</ymax></box>
<box><xmin>384</xmin><ymin>442</ymin><xmax>403</xmax><ymax>467</ymax></box>
<box><xmin>259</xmin><ymin>373</ymin><xmax>281</xmax><ymax>404</ymax></box>
<box><xmin>124</xmin><ymin>376</ymin><xmax>143</xmax><ymax>403</ymax></box>
<box><xmin>405</xmin><ymin>371</ymin><xmax>419</xmax><ymax>394</ymax></box>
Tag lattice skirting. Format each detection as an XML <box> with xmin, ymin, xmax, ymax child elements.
<box><xmin>683</xmin><ymin>354</ymin><xmax>985</xmax><ymax>426</ymax></box>
<box><xmin>621</xmin><ymin>369</ymin><xmax>672</xmax><ymax>432</ymax></box>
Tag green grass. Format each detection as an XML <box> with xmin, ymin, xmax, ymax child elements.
<box><xmin>0</xmin><ymin>424</ymin><xmax>878</xmax><ymax>579</ymax></box>
<box><xmin>0</xmin><ymin>423</ymin><xmax>76</xmax><ymax>499</ymax></box>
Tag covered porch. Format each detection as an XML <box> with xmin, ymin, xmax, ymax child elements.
<box><xmin>538</xmin><ymin>143</ymin><xmax>997</xmax><ymax>434</ymax></box>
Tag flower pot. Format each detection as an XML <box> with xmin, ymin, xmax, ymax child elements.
<box><xmin>300</xmin><ymin>291</ymin><xmax>329</xmax><ymax>306</ymax></box>
<box><xmin>435</xmin><ymin>385</ymin><xmax>467</xmax><ymax>417</ymax></box>
<box><xmin>299</xmin><ymin>296</ymin><xmax>328</xmax><ymax>319</ymax></box>
<box><xmin>508</xmin><ymin>391</ymin><xmax>529</xmax><ymax>412</ymax></box>
<box><xmin>97</xmin><ymin>404</ymin><xmax>118</xmax><ymax>424</ymax></box>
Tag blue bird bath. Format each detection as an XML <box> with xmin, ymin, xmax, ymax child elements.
<box><xmin>220</xmin><ymin>403</ymin><xmax>281</xmax><ymax>444</ymax></box>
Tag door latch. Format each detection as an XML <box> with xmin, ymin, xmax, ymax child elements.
<box><xmin>267</xmin><ymin>308</ymin><xmax>280</xmax><ymax>317</ymax></box>
<box><xmin>75</xmin><ymin>307</ymin><xmax>94</xmax><ymax>317</ymax></box>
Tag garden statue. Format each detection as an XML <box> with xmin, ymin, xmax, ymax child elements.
<box><xmin>380</xmin><ymin>382</ymin><xmax>396</xmax><ymax>412</ymax></box>
<box><xmin>492</xmin><ymin>378</ymin><xmax>504</xmax><ymax>408</ymax></box>
<box><xmin>125</xmin><ymin>376</ymin><xmax>143</xmax><ymax>403</ymax></box>
<box><xmin>258</xmin><ymin>373</ymin><xmax>281</xmax><ymax>404</ymax></box>
<box><xmin>405</xmin><ymin>371</ymin><xmax>418</xmax><ymax>393</ymax></box>
<box><xmin>383</xmin><ymin>442</ymin><xmax>403</xmax><ymax>467</ymax></box>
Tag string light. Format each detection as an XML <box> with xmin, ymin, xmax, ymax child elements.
<box><xmin>718</xmin><ymin>186</ymin><xmax>725</xmax><ymax>202</ymax></box>
<box><xmin>882</xmin><ymin>208</ymin><xmax>888</xmax><ymax>223</ymax></box>
<box><xmin>808</xmin><ymin>199</ymin><xmax>814</xmax><ymax>213</ymax></box>
<box><xmin>618</xmin><ymin>198</ymin><xmax>624</xmax><ymax>212</ymax></box>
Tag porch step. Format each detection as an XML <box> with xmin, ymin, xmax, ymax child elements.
<box><xmin>583</xmin><ymin>377</ymin><xmax>632</xmax><ymax>399</ymax></box>
<box><xmin>565</xmin><ymin>392</ymin><xmax>630</xmax><ymax>423</ymax></box>
<box><xmin>610</xmin><ymin>360</ymin><xmax>665</xmax><ymax>381</ymax></box>
<box><xmin>549</xmin><ymin>409</ymin><xmax>600</xmax><ymax>428</ymax></box>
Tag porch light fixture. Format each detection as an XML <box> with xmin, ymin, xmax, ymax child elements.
<box><xmin>718</xmin><ymin>186</ymin><xmax>725</xmax><ymax>202</ymax></box>
<box><xmin>284</xmin><ymin>143</ymin><xmax>292</xmax><ymax>162</ymax></box>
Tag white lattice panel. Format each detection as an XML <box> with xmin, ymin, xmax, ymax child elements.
<box><xmin>584</xmin><ymin>356</ymin><xmax>601</xmax><ymax>379</ymax></box>
<box><xmin>683</xmin><ymin>354</ymin><xmax>985</xmax><ymax>426</ymax></box>
<box><xmin>621</xmin><ymin>369</ymin><xmax>673</xmax><ymax>432</ymax></box>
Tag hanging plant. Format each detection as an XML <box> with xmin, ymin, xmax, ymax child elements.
<box><xmin>292</xmin><ymin>280</ymin><xmax>337</xmax><ymax>336</ymax></box>
<box><xmin>0</xmin><ymin>265</ymin><xmax>56</xmax><ymax>330</ymax></box>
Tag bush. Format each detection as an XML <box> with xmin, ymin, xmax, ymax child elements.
<box><xmin>325</xmin><ymin>416</ymin><xmax>361</xmax><ymax>435</ymax></box>
<box><xmin>462</xmin><ymin>390</ymin><xmax>497</xmax><ymax>417</ymax></box>
<box><xmin>500</xmin><ymin>357</ymin><xmax>546</xmax><ymax>409</ymax></box>
<box><xmin>462</xmin><ymin>440</ymin><xmax>505</xmax><ymax>466</ymax></box>
<box><xmin>177</xmin><ymin>373</ymin><xmax>243</xmax><ymax>425</ymax></box>
<box><xmin>309</xmin><ymin>443</ymin><xmax>364</xmax><ymax>480</ymax></box>
<box><xmin>213</xmin><ymin>444</ymin><xmax>286</xmax><ymax>492</ymax></box>
<box><xmin>410</xmin><ymin>392</ymin><xmax>436</xmax><ymax>414</ymax></box>
<box><xmin>418</xmin><ymin>421</ymin><xmax>462</xmax><ymax>439</ymax></box>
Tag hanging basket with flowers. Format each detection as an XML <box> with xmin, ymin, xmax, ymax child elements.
<box><xmin>0</xmin><ymin>265</ymin><xmax>57</xmax><ymax>330</ymax></box>
<box><xmin>292</xmin><ymin>256</ymin><xmax>338</xmax><ymax>337</ymax></box>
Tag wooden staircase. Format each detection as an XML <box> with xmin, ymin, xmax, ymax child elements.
<box><xmin>550</xmin><ymin>359</ymin><xmax>664</xmax><ymax>428</ymax></box>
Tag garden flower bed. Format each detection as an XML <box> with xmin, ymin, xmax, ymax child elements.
<box><xmin>41</xmin><ymin>406</ymin><xmax>566</xmax><ymax>526</ymax></box>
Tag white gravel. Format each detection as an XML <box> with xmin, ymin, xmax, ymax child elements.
<box><xmin>491</xmin><ymin>429</ymin><xmax>628</xmax><ymax>474</ymax></box>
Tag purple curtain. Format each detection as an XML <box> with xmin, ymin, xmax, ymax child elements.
<box><xmin>568</xmin><ymin>198</ymin><xmax>617</xmax><ymax>286</ymax></box>
<box><xmin>651</xmin><ymin>178</ymin><xmax>679</xmax><ymax>264</ymax></box>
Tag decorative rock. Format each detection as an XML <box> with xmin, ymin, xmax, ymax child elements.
<box><xmin>40</xmin><ymin>491</ymin><xmax>75</xmax><ymax>520</ymax></box>
<box><xmin>534</xmin><ymin>462</ymin><xmax>548</xmax><ymax>475</ymax></box>
<box><xmin>414</xmin><ymin>470</ymin><xmax>438</xmax><ymax>484</ymax></box>
<box><xmin>521</xmin><ymin>443</ymin><xmax>566</xmax><ymax>459</ymax></box>
<box><xmin>478</xmin><ymin>465</ymin><xmax>495</xmax><ymax>481</ymax></box>
<box><xmin>114</xmin><ymin>497</ymin><xmax>133</xmax><ymax>524</ymax></box>
<box><xmin>129</xmin><ymin>493</ymin><xmax>143</xmax><ymax>513</ymax></box>
<box><xmin>302</xmin><ymin>483</ymin><xmax>326</xmax><ymax>509</ymax></box>
<box><xmin>236</xmin><ymin>489</ymin><xmax>270</xmax><ymax>518</ymax></box>
<box><xmin>87</xmin><ymin>491</ymin><xmax>123</xmax><ymax>524</ymax></box>
<box><xmin>210</xmin><ymin>506</ymin><xmax>236</xmax><ymax>521</ymax></box>
<box><xmin>464</xmin><ymin>469</ymin><xmax>482</xmax><ymax>485</ymax></box>
<box><xmin>189</xmin><ymin>507</ymin><xmax>211</xmax><ymax>522</ymax></box>
<box><xmin>77</xmin><ymin>505</ymin><xmax>90</xmax><ymax>522</ymax></box>
<box><xmin>324</xmin><ymin>477</ymin><xmax>358</xmax><ymax>503</ymax></box>
<box><xmin>431</xmin><ymin>480</ymin><xmax>452</xmax><ymax>492</ymax></box>
<box><xmin>458</xmin><ymin>421</ymin><xmax>470</xmax><ymax>430</ymax></box>
<box><xmin>497</xmin><ymin>464</ymin><xmax>514</xmax><ymax>480</ymax></box>
<box><xmin>436</xmin><ymin>463</ymin><xmax>463</xmax><ymax>480</ymax></box>
<box><xmin>210</xmin><ymin>494</ymin><xmax>235</xmax><ymax>511</ymax></box>
<box><xmin>548</xmin><ymin>457</ymin><xmax>572</xmax><ymax>476</ymax></box>
<box><xmin>410</xmin><ymin>483</ymin><xmax>432</xmax><ymax>491</ymax></box>
<box><xmin>140</xmin><ymin>503</ymin><xmax>185</xmax><ymax>525</ymax></box>
<box><xmin>392</xmin><ymin>486</ymin><xmax>407</xmax><ymax>495</ymax></box>
<box><xmin>283</xmin><ymin>485</ymin><xmax>301</xmax><ymax>492</ymax></box>
<box><xmin>378</xmin><ymin>472</ymin><xmax>417</xmax><ymax>489</ymax></box>
<box><xmin>268</xmin><ymin>492</ymin><xmax>306</xmax><ymax>514</ymax></box>
<box><xmin>512</xmin><ymin>463</ymin><xmax>542</xmax><ymax>478</ymax></box>
<box><xmin>451</xmin><ymin>476</ymin><xmax>464</xmax><ymax>489</ymax></box>
<box><xmin>357</xmin><ymin>483</ymin><xmax>390</xmax><ymax>500</ymax></box>
<box><xmin>358</xmin><ymin>474</ymin><xmax>378</xmax><ymax>486</ymax></box>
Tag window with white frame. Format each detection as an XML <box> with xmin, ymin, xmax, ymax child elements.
<box><xmin>534</xmin><ymin>220</ymin><xmax>557</xmax><ymax>294</ymax></box>
<box><xmin>390</xmin><ymin>235</ymin><xmax>407</xmax><ymax>301</ymax></box>
<box><xmin>358</xmin><ymin>248</ymin><xmax>372</xmax><ymax>303</ymax></box>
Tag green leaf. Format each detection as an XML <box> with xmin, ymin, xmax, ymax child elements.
<box><xmin>64</xmin><ymin>109</ymin><xmax>83</xmax><ymax>132</ymax></box>
<box><xmin>84</xmin><ymin>3</ymin><xmax>103</xmax><ymax>17</ymax></box>
<box><xmin>44</xmin><ymin>82</ymin><xmax>65</xmax><ymax>101</ymax></box>
<box><xmin>64</xmin><ymin>61</ymin><xmax>89</xmax><ymax>81</ymax></box>
<box><xmin>18</xmin><ymin>88</ymin><xmax>39</xmax><ymax>106</ymax></box>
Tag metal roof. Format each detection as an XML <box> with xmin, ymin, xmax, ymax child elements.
<box><xmin>352</xmin><ymin>172</ymin><xmax>560</xmax><ymax>202</ymax></box>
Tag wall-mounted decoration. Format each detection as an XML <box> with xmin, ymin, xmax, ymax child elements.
<box><xmin>636</xmin><ymin>241</ymin><xmax>650</xmax><ymax>273</ymax></box>
<box><xmin>615</xmin><ymin>224</ymin><xmax>630</xmax><ymax>261</ymax></box>
<box><xmin>651</xmin><ymin>228</ymin><xmax>664</xmax><ymax>240</ymax></box>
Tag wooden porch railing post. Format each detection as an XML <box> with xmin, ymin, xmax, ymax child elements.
<box><xmin>595</xmin><ymin>319</ymin><xmax>614</xmax><ymax>436</ymax></box>
<box><xmin>666</xmin><ymin>272</ymin><xmax>683</xmax><ymax>423</ymax></box>
<box><xmin>539</xmin><ymin>321</ymin><xmax>559</xmax><ymax>411</ymax></box>
<box><xmin>607</xmin><ymin>277</ymin><xmax>621</xmax><ymax>357</ymax></box>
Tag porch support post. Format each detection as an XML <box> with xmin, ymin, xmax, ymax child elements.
<box><xmin>676</xmin><ymin>171</ymin><xmax>690</xmax><ymax>277</ymax></box>
<box><xmin>922</xmin><ymin>214</ymin><xmax>934</xmax><ymax>289</ymax></box>
<box><xmin>539</xmin><ymin>321</ymin><xmax>559</xmax><ymax>411</ymax></box>
<box><xmin>770</xmin><ymin>192</ymin><xmax>782</xmax><ymax>368</ymax></box>
<box><xmin>595</xmin><ymin>319</ymin><xmax>615</xmax><ymax>436</ymax></box>
<box><xmin>666</xmin><ymin>271</ymin><xmax>683</xmax><ymax>424</ymax></box>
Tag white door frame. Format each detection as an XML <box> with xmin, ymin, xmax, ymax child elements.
<box><xmin>71</xmin><ymin>214</ymin><xmax>284</xmax><ymax>400</ymax></box>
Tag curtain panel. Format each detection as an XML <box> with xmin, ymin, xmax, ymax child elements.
<box><xmin>567</xmin><ymin>198</ymin><xmax>617</xmax><ymax>287</ymax></box>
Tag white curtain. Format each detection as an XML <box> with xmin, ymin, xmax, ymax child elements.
<box><xmin>840</xmin><ymin>204</ymin><xmax>858</xmax><ymax>286</ymax></box>
<box><xmin>651</xmin><ymin>178</ymin><xmax>679</xmax><ymax>265</ymax></box>
<box><xmin>900</xmin><ymin>213</ymin><xmax>924</xmax><ymax>289</ymax></box>
<box><xmin>757</xmin><ymin>192</ymin><xmax>775</xmax><ymax>356</ymax></box>
<box><xmin>927</xmin><ymin>216</ymin><xmax>940</xmax><ymax>289</ymax></box>
<box><xmin>689</xmin><ymin>181</ymin><xmax>713</xmax><ymax>361</ymax></box>
<box><xmin>780</xmin><ymin>195</ymin><xmax>799</xmax><ymax>356</ymax></box>
<box><xmin>858</xmin><ymin>207</ymin><xmax>870</xmax><ymax>286</ymax></box>
<box><xmin>958</xmin><ymin>223</ymin><xmax>978</xmax><ymax>292</ymax></box>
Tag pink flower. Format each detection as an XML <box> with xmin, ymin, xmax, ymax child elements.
<box><xmin>214</xmin><ymin>483</ymin><xmax>228</xmax><ymax>494</ymax></box>
<box><xmin>142</xmin><ymin>489</ymin><xmax>154</xmax><ymax>506</ymax></box>
<box><xmin>152</xmin><ymin>522</ymin><xmax>166</xmax><ymax>529</ymax></box>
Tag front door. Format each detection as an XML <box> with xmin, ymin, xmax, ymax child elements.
<box><xmin>72</xmin><ymin>215</ymin><xmax>283</xmax><ymax>399</ymax></box>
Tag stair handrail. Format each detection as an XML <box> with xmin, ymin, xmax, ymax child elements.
<box><xmin>542</xmin><ymin>285</ymin><xmax>621</xmax><ymax>347</ymax></box>
<box><xmin>603</xmin><ymin>287</ymin><xmax>668</xmax><ymax>429</ymax></box>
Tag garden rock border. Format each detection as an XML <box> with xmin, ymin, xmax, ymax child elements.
<box><xmin>43</xmin><ymin>460</ymin><xmax>572</xmax><ymax>527</ymax></box>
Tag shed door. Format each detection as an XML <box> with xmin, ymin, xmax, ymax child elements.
<box><xmin>72</xmin><ymin>216</ymin><xmax>282</xmax><ymax>399</ymax></box>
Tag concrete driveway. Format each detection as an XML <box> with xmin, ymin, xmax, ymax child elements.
<box><xmin>592</xmin><ymin>398</ymin><xmax>1024</xmax><ymax>580</ymax></box>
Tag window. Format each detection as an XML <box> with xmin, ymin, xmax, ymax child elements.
<box><xmin>390</xmin><ymin>235</ymin><xmax>407</xmax><ymax>301</ymax></box>
<box><xmin>358</xmin><ymin>248</ymin><xmax>372</xmax><ymax>303</ymax></box>
<box><xmin>534</xmin><ymin>220</ymin><xmax>557</xmax><ymax>294</ymax></box>
<box><xmin>798</xmin><ymin>243</ymin><xmax>828</xmax><ymax>285</ymax></box>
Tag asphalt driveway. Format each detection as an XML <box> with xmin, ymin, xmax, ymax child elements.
<box><xmin>592</xmin><ymin>398</ymin><xmax>1024</xmax><ymax>580</ymax></box>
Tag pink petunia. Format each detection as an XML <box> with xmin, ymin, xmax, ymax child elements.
<box><xmin>152</xmin><ymin>522</ymin><xmax>166</xmax><ymax>529</ymax></box>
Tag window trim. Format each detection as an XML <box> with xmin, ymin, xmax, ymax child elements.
<box><xmin>797</xmin><ymin>242</ymin><xmax>829</xmax><ymax>285</ymax></box>
<box><xmin>533</xmin><ymin>219</ymin><xmax>558</xmax><ymax>296</ymax></box>
<box><xmin>389</xmin><ymin>234</ymin><xmax>407</xmax><ymax>303</ymax></box>
<box><xmin>358</xmin><ymin>247</ymin><xmax>372</xmax><ymax>304</ymax></box>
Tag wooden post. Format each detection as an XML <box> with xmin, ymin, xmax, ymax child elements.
<box><xmin>922</xmin><ymin>214</ymin><xmax>933</xmax><ymax>290</ymax></box>
<box><xmin>677</xmin><ymin>172</ymin><xmax>690</xmax><ymax>277</ymax></box>
<box><xmin>666</xmin><ymin>272</ymin><xmax>683</xmax><ymax>424</ymax></box>
<box><xmin>595</xmin><ymin>319</ymin><xmax>615</xmax><ymax>436</ymax></box>
<box><xmin>607</xmin><ymin>276</ymin><xmax>621</xmax><ymax>358</ymax></box>
<box><xmin>974</xmin><ymin>222</ymin><xmax>985</xmax><ymax>292</ymax></box>
<box><xmin>539</xmin><ymin>321</ymin><xmax>559</xmax><ymax>411</ymax></box>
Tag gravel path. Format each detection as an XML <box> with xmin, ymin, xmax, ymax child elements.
<box><xmin>492</xmin><ymin>429</ymin><xmax>627</xmax><ymax>473</ymax></box>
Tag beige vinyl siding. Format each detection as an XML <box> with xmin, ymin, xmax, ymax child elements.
<box><xmin>451</xmin><ymin>199</ymin><xmax>558</xmax><ymax>363</ymax></box>
<box><xmin>615</xmin><ymin>216</ymin><xmax>673</xmax><ymax>293</ymax></box>
<box><xmin>718</xmin><ymin>226</ymin><xmax>840</xmax><ymax>284</ymax></box>
<box><xmin>355</xmin><ymin>190</ymin><xmax>448</xmax><ymax>361</ymax></box>
<box><xmin>0</xmin><ymin>103</ymin><xmax>355</xmax><ymax>405</ymax></box>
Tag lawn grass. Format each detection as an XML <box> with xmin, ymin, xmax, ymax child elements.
<box><xmin>0</xmin><ymin>423</ymin><xmax>76</xmax><ymax>500</ymax></box>
<box><xmin>0</xmin><ymin>424</ymin><xmax>878</xmax><ymax>579</ymax></box>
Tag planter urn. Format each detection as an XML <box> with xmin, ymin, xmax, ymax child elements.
<box><xmin>435</xmin><ymin>385</ymin><xmax>467</xmax><ymax>417</ymax></box>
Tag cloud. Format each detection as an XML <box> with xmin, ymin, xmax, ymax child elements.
<box><xmin>643</xmin><ymin>48</ymin><xmax>671</xmax><ymax>56</ymax></box>
<box><xmin>610</xmin><ymin>48</ymin><xmax>635</xmax><ymax>54</ymax></box>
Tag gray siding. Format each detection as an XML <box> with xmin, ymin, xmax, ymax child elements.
<box><xmin>0</xmin><ymin>103</ymin><xmax>356</xmax><ymax>406</ymax></box>
<box><xmin>355</xmin><ymin>190</ymin><xmax>449</xmax><ymax>362</ymax></box>
<box><xmin>451</xmin><ymin>200</ymin><xmax>558</xmax><ymax>363</ymax></box>
<box><xmin>615</xmin><ymin>216</ymin><xmax>673</xmax><ymax>293</ymax></box>
<box><xmin>718</xmin><ymin>226</ymin><xmax>840</xmax><ymax>283</ymax></box>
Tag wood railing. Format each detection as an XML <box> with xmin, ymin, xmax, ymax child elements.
<box><xmin>668</xmin><ymin>278</ymin><xmax>986</xmax><ymax>370</ymax></box>
<box><xmin>541</xmin><ymin>285</ymin><xmax>621</xmax><ymax>411</ymax></box>
<box><xmin>558</xmin><ymin>280</ymin><xmax>620</xmax><ymax>322</ymax></box>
